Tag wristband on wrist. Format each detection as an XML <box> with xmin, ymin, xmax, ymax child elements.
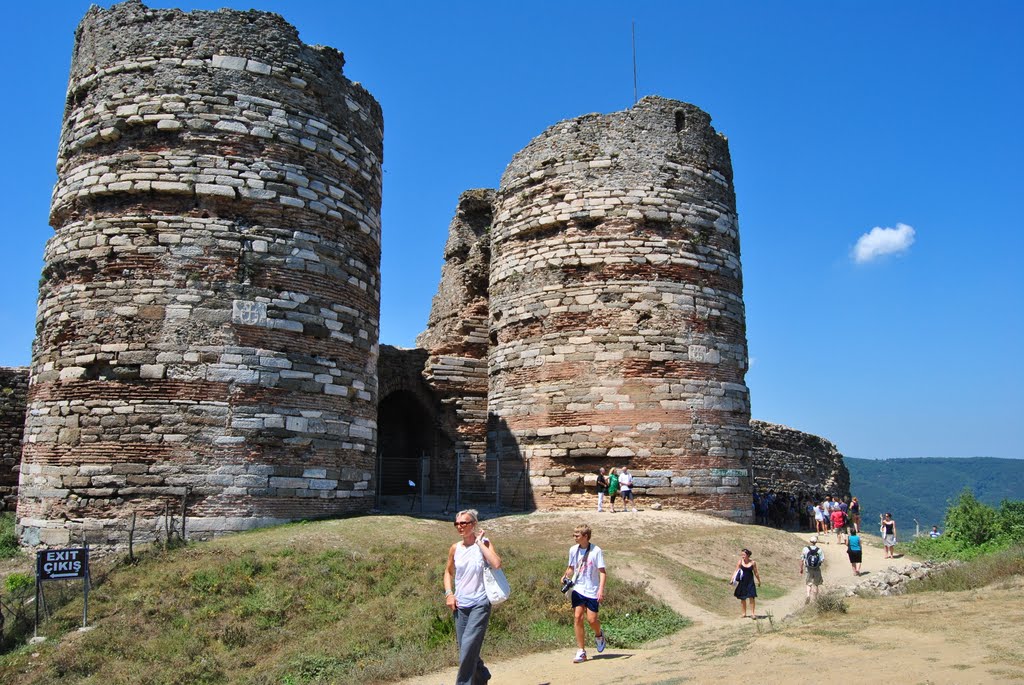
<box><xmin>444</xmin><ymin>589</ymin><xmax>453</xmax><ymax>596</ymax></box>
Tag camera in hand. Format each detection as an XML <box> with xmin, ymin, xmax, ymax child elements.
<box><xmin>560</xmin><ymin>577</ymin><xmax>575</xmax><ymax>594</ymax></box>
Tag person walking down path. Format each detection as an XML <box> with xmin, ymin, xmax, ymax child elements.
<box><xmin>444</xmin><ymin>509</ymin><xmax>502</xmax><ymax>685</ymax></box>
<box><xmin>595</xmin><ymin>468</ymin><xmax>608</xmax><ymax>512</ymax></box>
<box><xmin>562</xmin><ymin>524</ymin><xmax>607</xmax><ymax>664</ymax></box>
<box><xmin>880</xmin><ymin>513</ymin><xmax>897</xmax><ymax>559</ymax></box>
<box><xmin>846</xmin><ymin>530</ymin><xmax>863</xmax><ymax>575</ymax></box>
<box><xmin>731</xmin><ymin>548</ymin><xmax>761</xmax><ymax>618</ymax></box>
<box><xmin>800</xmin><ymin>536</ymin><xmax>824</xmax><ymax>604</ymax></box>
<box><xmin>607</xmin><ymin>469</ymin><xmax>620</xmax><ymax>513</ymax></box>
<box><xmin>619</xmin><ymin>468</ymin><xmax>635</xmax><ymax>512</ymax></box>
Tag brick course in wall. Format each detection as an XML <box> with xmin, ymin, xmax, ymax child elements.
<box><xmin>18</xmin><ymin>0</ymin><xmax>382</xmax><ymax>546</ymax></box>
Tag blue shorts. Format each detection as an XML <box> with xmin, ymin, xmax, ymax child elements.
<box><xmin>571</xmin><ymin>591</ymin><xmax>600</xmax><ymax>613</ymax></box>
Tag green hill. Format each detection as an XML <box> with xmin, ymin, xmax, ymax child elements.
<box><xmin>846</xmin><ymin>457</ymin><xmax>1024</xmax><ymax>535</ymax></box>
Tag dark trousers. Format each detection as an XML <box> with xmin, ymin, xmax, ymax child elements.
<box><xmin>455</xmin><ymin>601</ymin><xmax>492</xmax><ymax>685</ymax></box>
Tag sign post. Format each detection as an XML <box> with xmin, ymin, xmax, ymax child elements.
<box><xmin>35</xmin><ymin>546</ymin><xmax>91</xmax><ymax>634</ymax></box>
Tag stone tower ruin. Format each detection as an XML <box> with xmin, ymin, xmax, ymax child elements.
<box><xmin>18</xmin><ymin>1</ymin><xmax>383</xmax><ymax>545</ymax></box>
<box><xmin>486</xmin><ymin>97</ymin><xmax>752</xmax><ymax>519</ymax></box>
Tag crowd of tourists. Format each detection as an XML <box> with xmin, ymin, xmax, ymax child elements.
<box><xmin>752</xmin><ymin>489</ymin><xmax>862</xmax><ymax>536</ymax></box>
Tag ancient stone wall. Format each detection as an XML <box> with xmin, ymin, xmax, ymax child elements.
<box><xmin>749</xmin><ymin>420</ymin><xmax>850</xmax><ymax>497</ymax></box>
<box><xmin>18</xmin><ymin>0</ymin><xmax>383</xmax><ymax>546</ymax></box>
<box><xmin>488</xmin><ymin>97</ymin><xmax>751</xmax><ymax>519</ymax></box>
<box><xmin>416</xmin><ymin>190</ymin><xmax>494</xmax><ymax>465</ymax></box>
<box><xmin>0</xmin><ymin>368</ymin><xmax>29</xmax><ymax>512</ymax></box>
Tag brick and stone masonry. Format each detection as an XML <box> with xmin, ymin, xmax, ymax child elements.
<box><xmin>17</xmin><ymin>0</ymin><xmax>383</xmax><ymax>546</ymax></box>
<box><xmin>749</xmin><ymin>420</ymin><xmax>850</xmax><ymax>496</ymax></box>
<box><xmin>416</xmin><ymin>190</ymin><xmax>494</xmax><ymax>493</ymax></box>
<box><xmin>1</xmin><ymin>368</ymin><xmax>29</xmax><ymax>512</ymax></box>
<box><xmin>487</xmin><ymin>97</ymin><xmax>752</xmax><ymax>520</ymax></box>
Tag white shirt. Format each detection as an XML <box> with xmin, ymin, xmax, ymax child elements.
<box><xmin>454</xmin><ymin>541</ymin><xmax>488</xmax><ymax>607</ymax></box>
<box><xmin>568</xmin><ymin>543</ymin><xmax>605</xmax><ymax>599</ymax></box>
<box><xmin>802</xmin><ymin>545</ymin><xmax>824</xmax><ymax>567</ymax></box>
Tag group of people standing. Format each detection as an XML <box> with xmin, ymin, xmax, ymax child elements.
<box><xmin>752</xmin><ymin>490</ymin><xmax>861</xmax><ymax>533</ymax></box>
<box><xmin>595</xmin><ymin>467</ymin><xmax>635</xmax><ymax>513</ymax></box>
<box><xmin>811</xmin><ymin>495</ymin><xmax>861</xmax><ymax>541</ymax></box>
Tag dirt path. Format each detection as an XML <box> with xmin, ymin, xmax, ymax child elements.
<box><xmin>395</xmin><ymin>518</ymin><xmax>892</xmax><ymax>683</ymax></box>
<box><xmin>393</xmin><ymin>511</ymin><xmax>1024</xmax><ymax>683</ymax></box>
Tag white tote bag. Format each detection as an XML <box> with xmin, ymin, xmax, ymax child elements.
<box><xmin>483</xmin><ymin>565</ymin><xmax>511</xmax><ymax>605</ymax></box>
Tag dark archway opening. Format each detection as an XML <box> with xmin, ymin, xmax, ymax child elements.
<box><xmin>377</xmin><ymin>390</ymin><xmax>435</xmax><ymax>496</ymax></box>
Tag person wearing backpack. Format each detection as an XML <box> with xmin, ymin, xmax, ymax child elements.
<box><xmin>800</xmin><ymin>536</ymin><xmax>824</xmax><ymax>604</ymax></box>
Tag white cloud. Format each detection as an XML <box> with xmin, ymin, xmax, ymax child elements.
<box><xmin>852</xmin><ymin>223</ymin><xmax>916</xmax><ymax>264</ymax></box>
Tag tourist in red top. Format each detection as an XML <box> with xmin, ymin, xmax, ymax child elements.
<box><xmin>830</xmin><ymin>507</ymin><xmax>847</xmax><ymax>544</ymax></box>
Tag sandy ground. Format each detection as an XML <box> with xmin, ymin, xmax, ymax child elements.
<box><xmin>394</xmin><ymin>510</ymin><xmax>1024</xmax><ymax>685</ymax></box>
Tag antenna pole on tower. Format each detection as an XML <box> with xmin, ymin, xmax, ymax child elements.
<box><xmin>632</xmin><ymin>21</ymin><xmax>638</xmax><ymax>104</ymax></box>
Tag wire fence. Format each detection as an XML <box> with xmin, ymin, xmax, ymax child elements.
<box><xmin>375</xmin><ymin>452</ymin><xmax>530</xmax><ymax>515</ymax></box>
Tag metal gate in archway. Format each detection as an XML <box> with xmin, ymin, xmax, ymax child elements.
<box><xmin>375</xmin><ymin>451</ymin><xmax>530</xmax><ymax>515</ymax></box>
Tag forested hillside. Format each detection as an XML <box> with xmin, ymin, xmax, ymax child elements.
<box><xmin>846</xmin><ymin>457</ymin><xmax>1024</xmax><ymax>535</ymax></box>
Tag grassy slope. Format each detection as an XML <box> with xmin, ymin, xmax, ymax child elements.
<box><xmin>6</xmin><ymin>512</ymin><xmax>1019</xmax><ymax>684</ymax></box>
<box><xmin>846</xmin><ymin>457</ymin><xmax>1024</xmax><ymax>531</ymax></box>
<box><xmin>0</xmin><ymin>514</ymin><xmax>697</xmax><ymax>685</ymax></box>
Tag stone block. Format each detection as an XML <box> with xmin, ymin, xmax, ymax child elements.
<box><xmin>212</xmin><ymin>54</ymin><xmax>247</xmax><ymax>70</ymax></box>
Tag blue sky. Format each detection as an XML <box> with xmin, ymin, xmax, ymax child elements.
<box><xmin>1</xmin><ymin>1</ymin><xmax>1020</xmax><ymax>460</ymax></box>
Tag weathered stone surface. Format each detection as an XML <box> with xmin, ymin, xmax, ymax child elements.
<box><xmin>749</xmin><ymin>420</ymin><xmax>850</xmax><ymax>496</ymax></box>
<box><xmin>8</xmin><ymin>5</ymin><xmax>855</xmax><ymax>539</ymax></box>
<box><xmin>20</xmin><ymin>0</ymin><xmax>383</xmax><ymax>546</ymax></box>
<box><xmin>0</xmin><ymin>367</ymin><xmax>28</xmax><ymax>512</ymax></box>
<box><xmin>489</xmin><ymin>97</ymin><xmax>752</xmax><ymax>520</ymax></box>
<box><xmin>844</xmin><ymin>561</ymin><xmax>961</xmax><ymax>597</ymax></box>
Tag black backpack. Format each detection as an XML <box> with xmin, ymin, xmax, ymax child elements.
<box><xmin>805</xmin><ymin>546</ymin><xmax>822</xmax><ymax>568</ymax></box>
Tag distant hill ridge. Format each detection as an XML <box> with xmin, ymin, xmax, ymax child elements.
<box><xmin>846</xmin><ymin>456</ymin><xmax>1024</xmax><ymax>534</ymax></box>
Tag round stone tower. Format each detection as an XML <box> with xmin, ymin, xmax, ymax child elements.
<box><xmin>489</xmin><ymin>96</ymin><xmax>751</xmax><ymax>520</ymax></box>
<box><xmin>18</xmin><ymin>0</ymin><xmax>383</xmax><ymax>546</ymax></box>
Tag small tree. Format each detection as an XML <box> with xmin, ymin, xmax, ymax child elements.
<box><xmin>944</xmin><ymin>489</ymin><xmax>999</xmax><ymax>547</ymax></box>
<box><xmin>997</xmin><ymin>499</ymin><xmax>1024</xmax><ymax>543</ymax></box>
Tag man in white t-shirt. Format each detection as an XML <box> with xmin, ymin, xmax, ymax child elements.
<box><xmin>619</xmin><ymin>468</ymin><xmax>635</xmax><ymax>512</ymax></box>
<box><xmin>562</xmin><ymin>523</ymin><xmax>607</xmax><ymax>663</ymax></box>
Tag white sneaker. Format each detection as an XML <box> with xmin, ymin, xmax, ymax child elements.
<box><xmin>595</xmin><ymin>633</ymin><xmax>606</xmax><ymax>653</ymax></box>
<box><xmin>573</xmin><ymin>649</ymin><xmax>587</xmax><ymax>663</ymax></box>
